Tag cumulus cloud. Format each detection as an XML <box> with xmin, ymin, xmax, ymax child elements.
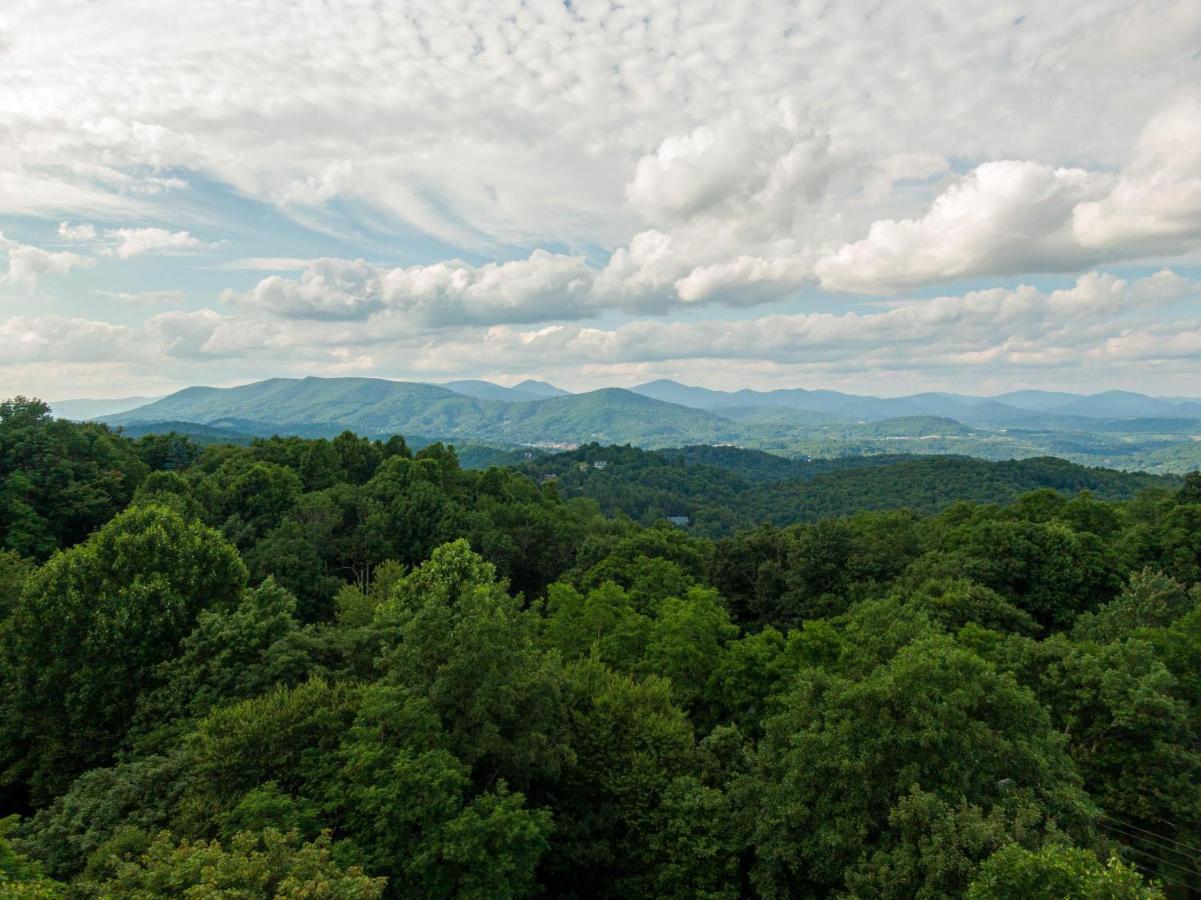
<box><xmin>1072</xmin><ymin>95</ymin><xmax>1201</xmax><ymax>253</ymax></box>
<box><xmin>225</xmin><ymin>259</ymin><xmax>384</xmax><ymax>321</ymax></box>
<box><xmin>101</xmin><ymin>227</ymin><xmax>209</xmax><ymax>259</ymax></box>
<box><xmin>58</xmin><ymin>222</ymin><xmax>97</xmax><ymax>241</ymax></box>
<box><xmin>0</xmin><ymin>315</ymin><xmax>134</xmax><ymax>363</ymax></box>
<box><xmin>817</xmin><ymin>93</ymin><xmax>1201</xmax><ymax>292</ymax></box>
<box><xmin>225</xmin><ymin>250</ymin><xmax>598</xmax><ymax>326</ymax></box>
<box><xmin>3</xmin><ymin>0</ymin><xmax>1197</xmax><ymax>253</ymax></box>
<box><xmin>416</xmin><ymin>270</ymin><xmax>1201</xmax><ymax>372</ymax></box>
<box><xmin>6</xmin><ymin>1</ymin><xmax>1201</xmax><ymax>396</ymax></box>
<box><xmin>672</xmin><ymin>254</ymin><xmax>811</xmax><ymax>306</ymax></box>
<box><xmin>815</xmin><ymin>162</ymin><xmax>1110</xmax><ymax>291</ymax></box>
<box><xmin>0</xmin><ymin>233</ymin><xmax>94</xmax><ymax>287</ymax></box>
<box><xmin>626</xmin><ymin>101</ymin><xmax>833</xmax><ymax>228</ymax></box>
<box><xmin>5</xmin><ymin>269</ymin><xmax>1200</xmax><ymax>395</ymax></box>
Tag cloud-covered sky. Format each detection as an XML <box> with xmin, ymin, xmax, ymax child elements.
<box><xmin>2</xmin><ymin>0</ymin><xmax>1201</xmax><ymax>399</ymax></box>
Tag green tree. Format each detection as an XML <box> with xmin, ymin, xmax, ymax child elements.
<box><xmin>640</xmin><ymin>586</ymin><xmax>738</xmax><ymax>716</ymax></box>
<box><xmin>128</xmin><ymin>578</ymin><xmax>307</xmax><ymax>753</ymax></box>
<box><xmin>0</xmin><ymin>549</ymin><xmax>31</xmax><ymax>620</ymax></box>
<box><xmin>747</xmin><ymin>637</ymin><xmax>1095</xmax><ymax>896</ymax></box>
<box><xmin>540</xmin><ymin>580</ymin><xmax>649</xmax><ymax>670</ymax></box>
<box><xmin>0</xmin><ymin>505</ymin><xmax>246</xmax><ymax>799</ymax></box>
<box><xmin>967</xmin><ymin>843</ymin><xmax>1161</xmax><ymax>899</ymax></box>
<box><xmin>330</xmin><ymin>685</ymin><xmax>552</xmax><ymax>898</ymax></box>
<box><xmin>0</xmin><ymin>398</ymin><xmax>148</xmax><ymax>558</ymax></box>
<box><xmin>1073</xmin><ymin>569</ymin><xmax>1198</xmax><ymax>642</ymax></box>
<box><xmin>540</xmin><ymin>659</ymin><xmax>699</xmax><ymax>896</ymax></box>
<box><xmin>378</xmin><ymin>541</ymin><xmax>571</xmax><ymax>790</ymax></box>
<box><xmin>18</xmin><ymin>753</ymin><xmax>189</xmax><ymax>881</ymax></box>
<box><xmin>1</xmin><ymin>815</ymin><xmax>64</xmax><ymax>897</ymax></box>
<box><xmin>86</xmin><ymin>828</ymin><xmax>385</xmax><ymax>898</ymax></box>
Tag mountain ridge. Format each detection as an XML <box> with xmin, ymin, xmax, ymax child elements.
<box><xmin>100</xmin><ymin>375</ymin><xmax>1201</xmax><ymax>473</ymax></box>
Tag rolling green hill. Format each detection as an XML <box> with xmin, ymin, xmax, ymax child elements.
<box><xmin>105</xmin><ymin>376</ymin><xmax>1201</xmax><ymax>473</ymax></box>
<box><xmin>521</xmin><ymin>444</ymin><xmax>1176</xmax><ymax>535</ymax></box>
<box><xmin>846</xmin><ymin>415</ymin><xmax>977</xmax><ymax>438</ymax></box>
<box><xmin>109</xmin><ymin>378</ymin><xmax>741</xmax><ymax>448</ymax></box>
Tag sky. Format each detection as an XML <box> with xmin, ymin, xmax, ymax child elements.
<box><xmin>2</xmin><ymin>0</ymin><xmax>1201</xmax><ymax>400</ymax></box>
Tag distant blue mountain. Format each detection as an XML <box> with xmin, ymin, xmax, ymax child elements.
<box><xmin>629</xmin><ymin>379</ymin><xmax>1201</xmax><ymax>424</ymax></box>
<box><xmin>106</xmin><ymin>377</ymin><xmax>739</xmax><ymax>447</ymax></box>
<box><xmin>513</xmin><ymin>379</ymin><xmax>570</xmax><ymax>398</ymax></box>
<box><xmin>50</xmin><ymin>396</ymin><xmax>161</xmax><ymax>420</ymax></box>
<box><xmin>443</xmin><ymin>379</ymin><xmax>571</xmax><ymax>402</ymax></box>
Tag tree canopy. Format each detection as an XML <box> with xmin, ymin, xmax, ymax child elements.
<box><xmin>2</xmin><ymin>402</ymin><xmax>1198</xmax><ymax>896</ymax></box>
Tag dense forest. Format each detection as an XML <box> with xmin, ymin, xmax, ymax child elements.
<box><xmin>520</xmin><ymin>444</ymin><xmax>1176</xmax><ymax>536</ymax></box>
<box><xmin>3</xmin><ymin>395</ymin><xmax>1201</xmax><ymax>897</ymax></box>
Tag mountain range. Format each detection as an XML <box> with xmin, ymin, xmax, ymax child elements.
<box><xmin>93</xmin><ymin>376</ymin><xmax>1201</xmax><ymax>473</ymax></box>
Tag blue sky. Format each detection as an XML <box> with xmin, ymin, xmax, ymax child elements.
<box><xmin>2</xmin><ymin>0</ymin><xmax>1201</xmax><ymax>400</ymax></box>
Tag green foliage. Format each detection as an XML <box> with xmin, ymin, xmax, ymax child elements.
<box><xmin>220</xmin><ymin>782</ymin><xmax>321</xmax><ymax>842</ymax></box>
<box><xmin>0</xmin><ymin>397</ymin><xmax>148</xmax><ymax>558</ymax></box>
<box><xmin>967</xmin><ymin>844</ymin><xmax>1162</xmax><ymax>899</ymax></box>
<box><xmin>84</xmin><ymin>828</ymin><xmax>385</xmax><ymax>898</ymax></box>
<box><xmin>5</xmin><ymin>395</ymin><xmax>1201</xmax><ymax>898</ymax></box>
<box><xmin>1073</xmin><ymin>568</ymin><xmax>1199</xmax><ymax>641</ymax></box>
<box><xmin>0</xmin><ymin>549</ymin><xmax>31</xmax><ymax>620</ymax></box>
<box><xmin>331</xmin><ymin>685</ymin><xmax>552</xmax><ymax>898</ymax></box>
<box><xmin>186</xmin><ymin>678</ymin><xmax>359</xmax><ymax>807</ymax></box>
<box><xmin>541</xmin><ymin>659</ymin><xmax>700</xmax><ymax>896</ymax></box>
<box><xmin>524</xmin><ymin>444</ymin><xmax>1170</xmax><ymax>536</ymax></box>
<box><xmin>128</xmin><ymin>578</ymin><xmax>307</xmax><ymax>753</ymax></box>
<box><xmin>1</xmin><ymin>815</ymin><xmax>64</xmax><ymax>897</ymax></box>
<box><xmin>0</xmin><ymin>504</ymin><xmax>246</xmax><ymax>799</ymax></box>
<box><xmin>18</xmin><ymin>754</ymin><xmax>188</xmax><ymax>881</ymax></box>
<box><xmin>747</xmin><ymin>637</ymin><xmax>1095</xmax><ymax>895</ymax></box>
<box><xmin>379</xmin><ymin>541</ymin><xmax>572</xmax><ymax>790</ymax></box>
<box><xmin>640</xmin><ymin>587</ymin><xmax>738</xmax><ymax>714</ymax></box>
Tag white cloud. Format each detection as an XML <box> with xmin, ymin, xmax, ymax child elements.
<box><xmin>1072</xmin><ymin>95</ymin><xmax>1201</xmax><ymax>254</ymax></box>
<box><xmin>5</xmin><ymin>269</ymin><xmax>1199</xmax><ymax>396</ymax></box>
<box><xmin>215</xmin><ymin>257</ymin><xmax>318</xmax><ymax>272</ymax></box>
<box><xmin>102</xmin><ymin>227</ymin><xmax>208</xmax><ymax>259</ymax></box>
<box><xmin>57</xmin><ymin>223</ymin><xmax>214</xmax><ymax>259</ymax></box>
<box><xmin>225</xmin><ymin>250</ymin><xmax>598</xmax><ymax>326</ymax></box>
<box><xmin>626</xmin><ymin>101</ymin><xmax>833</xmax><ymax>229</ymax></box>
<box><xmin>411</xmin><ymin>270</ymin><xmax>1201</xmax><ymax>372</ymax></box>
<box><xmin>4</xmin><ymin>1</ymin><xmax>1201</xmax><ymax>397</ymax></box>
<box><xmin>0</xmin><ymin>314</ymin><xmax>134</xmax><ymax>362</ymax></box>
<box><xmin>2</xmin><ymin>0</ymin><xmax>1197</xmax><ymax>258</ymax></box>
<box><xmin>57</xmin><ymin>221</ymin><xmax>97</xmax><ymax>241</ymax></box>
<box><xmin>816</xmin><ymin>92</ymin><xmax>1201</xmax><ymax>292</ymax></box>
<box><xmin>96</xmin><ymin>288</ymin><xmax>187</xmax><ymax>306</ymax></box>
<box><xmin>0</xmin><ymin>232</ymin><xmax>94</xmax><ymax>287</ymax></box>
<box><xmin>815</xmin><ymin>162</ymin><xmax>1110</xmax><ymax>292</ymax></box>
<box><xmin>672</xmin><ymin>254</ymin><xmax>810</xmax><ymax>306</ymax></box>
<box><xmin>224</xmin><ymin>259</ymin><xmax>383</xmax><ymax>321</ymax></box>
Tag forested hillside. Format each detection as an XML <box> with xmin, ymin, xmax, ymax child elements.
<box><xmin>3</xmin><ymin>396</ymin><xmax>1201</xmax><ymax>897</ymax></box>
<box><xmin>106</xmin><ymin>379</ymin><xmax>744</xmax><ymax>448</ymax></box>
<box><xmin>104</xmin><ymin>376</ymin><xmax>1201</xmax><ymax>473</ymax></box>
<box><xmin>523</xmin><ymin>444</ymin><xmax>1176</xmax><ymax>535</ymax></box>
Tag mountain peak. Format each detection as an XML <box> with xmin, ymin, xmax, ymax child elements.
<box><xmin>513</xmin><ymin>379</ymin><xmax>570</xmax><ymax>397</ymax></box>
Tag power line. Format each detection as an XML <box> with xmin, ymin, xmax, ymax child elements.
<box><xmin>1099</xmin><ymin>821</ymin><xmax>1201</xmax><ymax>875</ymax></box>
<box><xmin>1100</xmin><ymin>812</ymin><xmax>1201</xmax><ymax>855</ymax></box>
<box><xmin>1125</xmin><ymin>857</ymin><xmax>1201</xmax><ymax>896</ymax></box>
<box><xmin>1100</xmin><ymin>813</ymin><xmax>1201</xmax><ymax>859</ymax></box>
<box><xmin>1114</xmin><ymin>843</ymin><xmax>1201</xmax><ymax>894</ymax></box>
